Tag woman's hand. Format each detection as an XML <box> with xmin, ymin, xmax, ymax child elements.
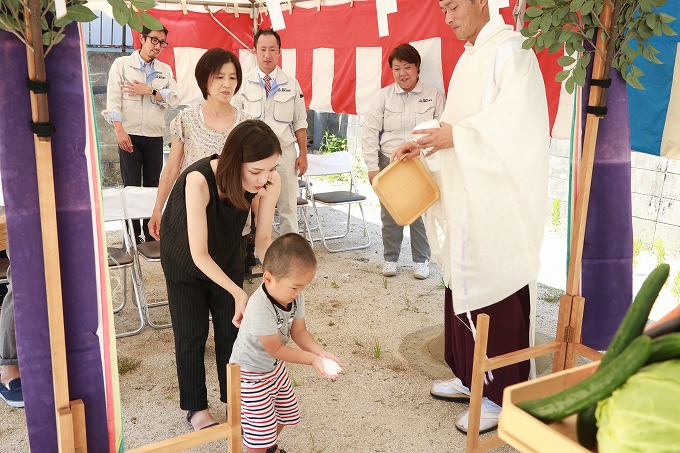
<box><xmin>231</xmin><ymin>287</ymin><xmax>249</xmax><ymax>328</ymax></box>
<box><xmin>391</xmin><ymin>140</ymin><xmax>421</xmax><ymax>163</ymax></box>
<box><xmin>148</xmin><ymin>210</ymin><xmax>162</xmax><ymax>240</ymax></box>
<box><xmin>368</xmin><ymin>170</ymin><xmax>380</xmax><ymax>185</ymax></box>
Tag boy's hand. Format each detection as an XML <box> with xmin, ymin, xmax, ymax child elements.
<box><xmin>318</xmin><ymin>350</ymin><xmax>342</xmax><ymax>367</ymax></box>
<box><xmin>310</xmin><ymin>356</ymin><xmax>339</xmax><ymax>380</ymax></box>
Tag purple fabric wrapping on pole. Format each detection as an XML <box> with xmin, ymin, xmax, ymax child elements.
<box><xmin>580</xmin><ymin>69</ymin><xmax>634</xmax><ymax>350</ymax></box>
<box><xmin>0</xmin><ymin>25</ymin><xmax>109</xmax><ymax>451</ymax></box>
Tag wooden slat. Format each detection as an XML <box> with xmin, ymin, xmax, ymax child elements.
<box><xmin>573</xmin><ymin>343</ymin><xmax>604</xmax><ymax>362</ymax></box>
<box><xmin>71</xmin><ymin>399</ymin><xmax>87</xmax><ymax>453</ymax></box>
<box><xmin>565</xmin><ymin>0</ymin><xmax>614</xmax><ymax>295</ymax></box>
<box><xmin>466</xmin><ymin>314</ymin><xmax>491</xmax><ymax>453</ymax></box>
<box><xmin>0</xmin><ymin>216</ymin><xmax>7</xmax><ymax>251</ymax></box>
<box><xmin>126</xmin><ymin>424</ymin><xmax>234</xmax><ymax>453</ymax></box>
<box><xmin>484</xmin><ymin>341</ymin><xmax>562</xmax><ymax>372</ymax></box>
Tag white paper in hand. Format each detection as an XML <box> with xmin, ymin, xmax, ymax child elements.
<box><xmin>322</xmin><ymin>358</ymin><xmax>342</xmax><ymax>378</ymax></box>
<box><xmin>413</xmin><ymin>120</ymin><xmax>441</xmax><ymax>172</ymax></box>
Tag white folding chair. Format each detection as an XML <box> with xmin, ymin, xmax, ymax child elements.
<box><xmin>122</xmin><ymin>186</ymin><xmax>171</xmax><ymax>330</ymax></box>
<box><xmin>102</xmin><ymin>187</ymin><xmax>146</xmax><ymax>338</ymax></box>
<box><xmin>304</xmin><ymin>151</ymin><xmax>371</xmax><ymax>252</ymax></box>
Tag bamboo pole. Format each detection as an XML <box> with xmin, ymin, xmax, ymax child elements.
<box><xmin>554</xmin><ymin>0</ymin><xmax>620</xmax><ymax>372</ymax></box>
<box><xmin>24</xmin><ymin>1</ymin><xmax>78</xmax><ymax>450</ymax></box>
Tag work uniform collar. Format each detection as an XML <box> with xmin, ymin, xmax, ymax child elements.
<box><xmin>395</xmin><ymin>80</ymin><xmax>423</xmax><ymax>95</ymax></box>
<box><xmin>130</xmin><ymin>50</ymin><xmax>156</xmax><ymax>70</ymax></box>
<box><xmin>257</xmin><ymin>66</ymin><xmax>279</xmax><ymax>82</ymax></box>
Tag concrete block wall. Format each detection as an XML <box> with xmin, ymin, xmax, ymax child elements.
<box><xmin>545</xmin><ymin>139</ymin><xmax>680</xmax><ymax>252</ymax></box>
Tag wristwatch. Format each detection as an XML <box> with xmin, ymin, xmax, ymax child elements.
<box><xmin>151</xmin><ymin>88</ymin><xmax>158</xmax><ymax>97</ymax></box>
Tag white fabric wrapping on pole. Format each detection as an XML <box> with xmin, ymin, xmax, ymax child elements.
<box><xmin>661</xmin><ymin>42</ymin><xmax>680</xmax><ymax>159</ymax></box>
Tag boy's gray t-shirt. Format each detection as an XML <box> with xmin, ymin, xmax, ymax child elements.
<box><xmin>230</xmin><ymin>284</ymin><xmax>306</xmax><ymax>373</ymax></box>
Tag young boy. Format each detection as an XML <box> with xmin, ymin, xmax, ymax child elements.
<box><xmin>230</xmin><ymin>233</ymin><xmax>342</xmax><ymax>453</ymax></box>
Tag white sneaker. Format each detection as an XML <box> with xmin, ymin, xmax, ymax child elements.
<box><xmin>430</xmin><ymin>378</ymin><xmax>470</xmax><ymax>402</ymax></box>
<box><xmin>414</xmin><ymin>261</ymin><xmax>429</xmax><ymax>279</ymax></box>
<box><xmin>454</xmin><ymin>397</ymin><xmax>501</xmax><ymax>434</ymax></box>
<box><xmin>382</xmin><ymin>261</ymin><xmax>397</xmax><ymax>277</ymax></box>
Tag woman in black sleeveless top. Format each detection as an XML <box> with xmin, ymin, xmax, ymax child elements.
<box><xmin>160</xmin><ymin>120</ymin><xmax>281</xmax><ymax>430</ymax></box>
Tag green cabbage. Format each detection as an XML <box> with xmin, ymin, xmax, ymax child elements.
<box><xmin>596</xmin><ymin>359</ymin><xmax>680</xmax><ymax>452</ymax></box>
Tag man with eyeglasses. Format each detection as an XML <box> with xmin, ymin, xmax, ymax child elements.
<box><xmin>103</xmin><ymin>25</ymin><xmax>179</xmax><ymax>243</ymax></box>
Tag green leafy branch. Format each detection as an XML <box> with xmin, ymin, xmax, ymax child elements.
<box><xmin>0</xmin><ymin>0</ymin><xmax>163</xmax><ymax>57</ymax></box>
<box><xmin>521</xmin><ymin>0</ymin><xmax>676</xmax><ymax>93</ymax></box>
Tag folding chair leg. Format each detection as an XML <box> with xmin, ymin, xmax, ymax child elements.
<box><xmin>115</xmin><ymin>265</ymin><xmax>146</xmax><ymax>338</ymax></box>
<box><xmin>311</xmin><ymin>202</ymin><xmax>371</xmax><ymax>253</ymax></box>
<box><xmin>113</xmin><ymin>268</ymin><xmax>126</xmax><ymax>314</ymax></box>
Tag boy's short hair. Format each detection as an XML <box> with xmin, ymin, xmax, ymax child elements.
<box><xmin>263</xmin><ymin>233</ymin><xmax>316</xmax><ymax>279</ymax></box>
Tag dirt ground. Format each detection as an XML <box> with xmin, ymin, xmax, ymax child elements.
<box><xmin>0</xmin><ymin>183</ymin><xmax>575</xmax><ymax>453</ymax></box>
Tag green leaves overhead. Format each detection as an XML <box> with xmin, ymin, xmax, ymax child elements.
<box><xmin>0</xmin><ymin>0</ymin><xmax>162</xmax><ymax>55</ymax></box>
<box><xmin>520</xmin><ymin>0</ymin><xmax>676</xmax><ymax>91</ymax></box>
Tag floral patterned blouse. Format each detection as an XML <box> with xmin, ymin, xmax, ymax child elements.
<box><xmin>170</xmin><ymin>104</ymin><xmax>252</xmax><ymax>173</ymax></box>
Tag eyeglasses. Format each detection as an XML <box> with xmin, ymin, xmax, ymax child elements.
<box><xmin>143</xmin><ymin>35</ymin><xmax>169</xmax><ymax>48</ymax></box>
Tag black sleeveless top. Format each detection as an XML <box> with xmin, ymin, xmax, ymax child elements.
<box><xmin>160</xmin><ymin>155</ymin><xmax>255</xmax><ymax>282</ymax></box>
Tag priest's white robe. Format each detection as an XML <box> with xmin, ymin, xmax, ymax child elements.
<box><xmin>423</xmin><ymin>24</ymin><xmax>549</xmax><ymax>316</ymax></box>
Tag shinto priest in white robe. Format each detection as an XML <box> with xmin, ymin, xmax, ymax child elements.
<box><xmin>423</xmin><ymin>23</ymin><xmax>550</xmax><ymax>360</ymax></box>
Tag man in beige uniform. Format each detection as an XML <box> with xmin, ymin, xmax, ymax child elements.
<box><xmin>232</xmin><ymin>28</ymin><xmax>308</xmax><ymax>236</ymax></box>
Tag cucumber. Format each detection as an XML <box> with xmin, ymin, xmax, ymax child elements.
<box><xmin>600</xmin><ymin>263</ymin><xmax>670</xmax><ymax>368</ymax></box>
<box><xmin>576</xmin><ymin>263</ymin><xmax>670</xmax><ymax>447</ymax></box>
<box><xmin>518</xmin><ymin>336</ymin><xmax>651</xmax><ymax>423</ymax></box>
<box><xmin>646</xmin><ymin>332</ymin><xmax>680</xmax><ymax>364</ymax></box>
<box><xmin>576</xmin><ymin>405</ymin><xmax>597</xmax><ymax>449</ymax></box>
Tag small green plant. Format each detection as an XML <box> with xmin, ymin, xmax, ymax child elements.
<box><xmin>437</xmin><ymin>275</ymin><xmax>447</xmax><ymax>290</ymax></box>
<box><xmin>401</xmin><ymin>300</ymin><xmax>420</xmax><ymax>313</ymax></box>
<box><xmin>165</xmin><ymin>394</ymin><xmax>173</xmax><ymax>400</ymax></box>
<box><xmin>373</xmin><ymin>339</ymin><xmax>382</xmax><ymax>358</ymax></box>
<box><xmin>330</xmin><ymin>280</ymin><xmax>339</xmax><ymax>289</ymax></box>
<box><xmin>318</xmin><ymin>130</ymin><xmax>348</xmax><ymax>154</ymax></box>
<box><xmin>290</xmin><ymin>377</ymin><xmax>302</xmax><ymax>387</ymax></box>
<box><xmin>653</xmin><ymin>239</ymin><xmax>666</xmax><ymax>268</ymax></box>
<box><xmin>551</xmin><ymin>199</ymin><xmax>561</xmax><ymax>232</ymax></box>
<box><xmin>247</xmin><ymin>278</ymin><xmax>254</xmax><ymax>285</ymax></box>
<box><xmin>118</xmin><ymin>356</ymin><xmax>141</xmax><ymax>375</ymax></box>
<box><xmin>382</xmin><ymin>276</ymin><xmax>388</xmax><ymax>289</ymax></box>
<box><xmin>671</xmin><ymin>270</ymin><xmax>680</xmax><ymax>304</ymax></box>
<box><xmin>633</xmin><ymin>236</ymin><xmax>646</xmax><ymax>269</ymax></box>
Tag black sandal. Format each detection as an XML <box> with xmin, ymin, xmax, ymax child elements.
<box><xmin>186</xmin><ymin>410</ymin><xmax>196</xmax><ymax>426</ymax></box>
<box><xmin>266</xmin><ymin>445</ymin><xmax>287</xmax><ymax>453</ymax></box>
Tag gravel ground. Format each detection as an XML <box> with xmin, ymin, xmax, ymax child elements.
<box><xmin>2</xmin><ymin>178</ymin><xmax>674</xmax><ymax>452</ymax></box>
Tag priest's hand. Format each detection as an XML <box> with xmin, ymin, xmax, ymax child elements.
<box><xmin>391</xmin><ymin>140</ymin><xmax>421</xmax><ymax>163</ymax></box>
<box><xmin>412</xmin><ymin>122</ymin><xmax>454</xmax><ymax>156</ymax></box>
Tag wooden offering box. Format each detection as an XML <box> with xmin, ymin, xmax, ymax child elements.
<box><xmin>499</xmin><ymin>362</ymin><xmax>599</xmax><ymax>453</ymax></box>
<box><xmin>371</xmin><ymin>157</ymin><xmax>439</xmax><ymax>226</ymax></box>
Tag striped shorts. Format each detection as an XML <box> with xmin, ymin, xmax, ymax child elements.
<box><xmin>240</xmin><ymin>360</ymin><xmax>300</xmax><ymax>450</ymax></box>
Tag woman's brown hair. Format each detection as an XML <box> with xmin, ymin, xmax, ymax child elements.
<box><xmin>215</xmin><ymin>120</ymin><xmax>281</xmax><ymax>210</ymax></box>
<box><xmin>195</xmin><ymin>48</ymin><xmax>243</xmax><ymax>100</ymax></box>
